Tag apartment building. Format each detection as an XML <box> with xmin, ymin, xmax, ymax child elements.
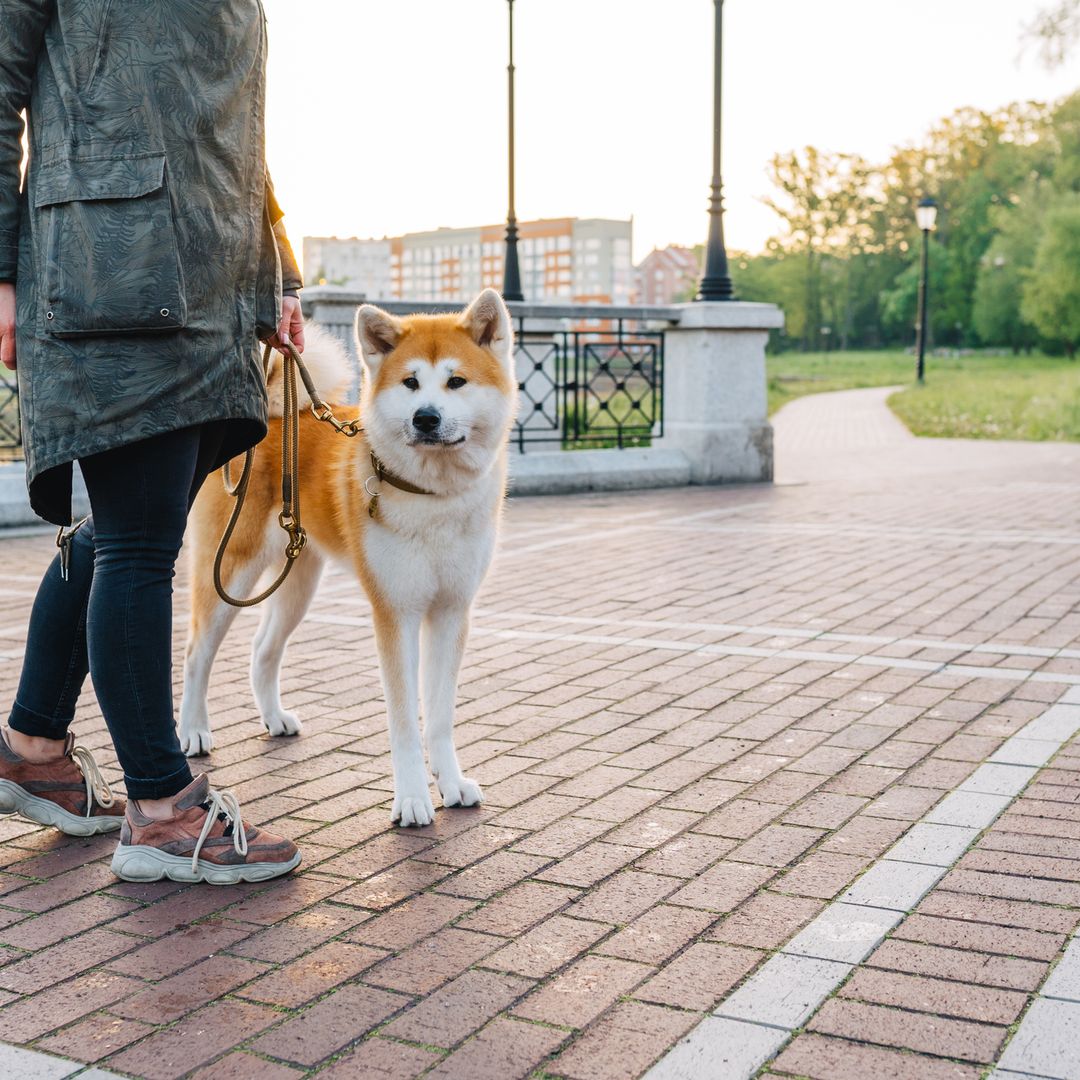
<box><xmin>633</xmin><ymin>245</ymin><xmax>702</xmax><ymax>305</ymax></box>
<box><xmin>303</xmin><ymin>218</ymin><xmax>633</xmax><ymax>304</ymax></box>
<box><xmin>303</xmin><ymin>236</ymin><xmax>394</xmax><ymax>297</ymax></box>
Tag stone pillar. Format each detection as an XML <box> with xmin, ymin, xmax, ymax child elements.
<box><xmin>660</xmin><ymin>301</ymin><xmax>783</xmax><ymax>484</ymax></box>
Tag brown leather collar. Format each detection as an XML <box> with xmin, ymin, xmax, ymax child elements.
<box><xmin>370</xmin><ymin>451</ymin><xmax>435</xmax><ymax>496</ymax></box>
<box><xmin>367</xmin><ymin>451</ymin><xmax>436</xmax><ymax>520</ymax></box>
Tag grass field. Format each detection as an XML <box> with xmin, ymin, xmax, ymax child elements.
<box><xmin>767</xmin><ymin>350</ymin><xmax>915</xmax><ymax>414</ymax></box>
<box><xmin>768</xmin><ymin>350</ymin><xmax>1080</xmax><ymax>443</ymax></box>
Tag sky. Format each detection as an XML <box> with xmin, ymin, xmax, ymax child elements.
<box><xmin>261</xmin><ymin>0</ymin><xmax>1079</xmax><ymax>263</ymax></box>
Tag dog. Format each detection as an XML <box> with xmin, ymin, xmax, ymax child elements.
<box><xmin>178</xmin><ymin>289</ymin><xmax>518</xmax><ymax>826</ymax></box>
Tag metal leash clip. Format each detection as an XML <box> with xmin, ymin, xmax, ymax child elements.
<box><xmin>55</xmin><ymin>517</ymin><xmax>89</xmax><ymax>582</ymax></box>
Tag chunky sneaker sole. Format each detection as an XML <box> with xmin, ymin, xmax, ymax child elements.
<box><xmin>0</xmin><ymin>778</ymin><xmax>122</xmax><ymax>836</ymax></box>
<box><xmin>111</xmin><ymin>842</ymin><xmax>301</xmax><ymax>884</ymax></box>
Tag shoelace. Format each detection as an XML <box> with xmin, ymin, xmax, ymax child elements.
<box><xmin>70</xmin><ymin>745</ymin><xmax>115</xmax><ymax>816</ymax></box>
<box><xmin>192</xmin><ymin>787</ymin><xmax>248</xmax><ymax>874</ymax></box>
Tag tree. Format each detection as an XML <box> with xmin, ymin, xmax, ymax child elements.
<box><xmin>1021</xmin><ymin>199</ymin><xmax>1080</xmax><ymax>357</ymax></box>
<box><xmin>762</xmin><ymin>148</ymin><xmax>879</xmax><ymax>350</ymax></box>
<box><xmin>879</xmin><ymin>241</ymin><xmax>953</xmax><ymax>347</ymax></box>
<box><xmin>972</xmin><ymin>182</ymin><xmax>1047</xmax><ymax>351</ymax></box>
<box><xmin>1027</xmin><ymin>1</ymin><xmax>1080</xmax><ymax>67</ymax></box>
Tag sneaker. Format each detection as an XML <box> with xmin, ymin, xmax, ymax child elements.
<box><xmin>111</xmin><ymin>774</ymin><xmax>301</xmax><ymax>885</ymax></box>
<box><xmin>0</xmin><ymin>729</ymin><xmax>125</xmax><ymax>836</ymax></box>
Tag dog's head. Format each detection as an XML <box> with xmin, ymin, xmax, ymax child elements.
<box><xmin>355</xmin><ymin>289</ymin><xmax>517</xmax><ymax>482</ymax></box>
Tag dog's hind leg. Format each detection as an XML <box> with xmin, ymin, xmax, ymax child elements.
<box><xmin>250</xmin><ymin>547</ymin><xmax>325</xmax><ymax>738</ymax></box>
<box><xmin>372</xmin><ymin>608</ymin><xmax>434</xmax><ymax>827</ymax></box>
<box><xmin>422</xmin><ymin>605</ymin><xmax>482</xmax><ymax>809</ymax></box>
<box><xmin>179</xmin><ymin>556</ymin><xmax>264</xmax><ymax>757</ymax></box>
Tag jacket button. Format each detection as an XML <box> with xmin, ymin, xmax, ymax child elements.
<box><xmin>160</xmin><ymin>308</ymin><xmax>170</xmax><ymax>318</ymax></box>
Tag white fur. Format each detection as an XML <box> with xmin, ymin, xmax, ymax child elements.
<box><xmin>180</xmin><ymin>291</ymin><xmax>517</xmax><ymax>829</ymax></box>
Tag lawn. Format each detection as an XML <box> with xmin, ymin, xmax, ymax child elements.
<box><xmin>767</xmin><ymin>350</ymin><xmax>915</xmax><ymax>414</ymax></box>
<box><xmin>768</xmin><ymin>350</ymin><xmax>1080</xmax><ymax>442</ymax></box>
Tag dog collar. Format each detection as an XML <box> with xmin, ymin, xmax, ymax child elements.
<box><xmin>367</xmin><ymin>451</ymin><xmax>436</xmax><ymax>520</ymax></box>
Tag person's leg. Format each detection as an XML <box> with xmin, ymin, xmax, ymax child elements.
<box><xmin>7</xmin><ymin>522</ymin><xmax>95</xmax><ymax>754</ymax></box>
<box><xmin>3</xmin><ymin>421</ymin><xmax>299</xmax><ymax>879</ymax></box>
<box><xmin>77</xmin><ymin>424</ymin><xmax>225</xmax><ymax>802</ymax></box>
<box><xmin>7</xmin><ymin>423</ymin><xmax>226</xmax><ymax>764</ymax></box>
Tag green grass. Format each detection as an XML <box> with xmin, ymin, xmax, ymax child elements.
<box><xmin>768</xmin><ymin>349</ymin><xmax>1080</xmax><ymax>443</ymax></box>
<box><xmin>767</xmin><ymin>350</ymin><xmax>915</xmax><ymax>415</ymax></box>
<box><xmin>890</xmin><ymin>354</ymin><xmax>1080</xmax><ymax>441</ymax></box>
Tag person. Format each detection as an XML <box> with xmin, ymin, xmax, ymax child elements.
<box><xmin>0</xmin><ymin>1</ymin><xmax>305</xmax><ymax>884</ymax></box>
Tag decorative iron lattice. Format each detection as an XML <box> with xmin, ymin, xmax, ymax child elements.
<box><xmin>513</xmin><ymin>317</ymin><xmax>664</xmax><ymax>451</ymax></box>
<box><xmin>0</xmin><ymin>374</ymin><xmax>20</xmax><ymax>460</ymax></box>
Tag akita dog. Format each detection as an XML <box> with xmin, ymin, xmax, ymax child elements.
<box><xmin>179</xmin><ymin>290</ymin><xmax>517</xmax><ymax>826</ymax></box>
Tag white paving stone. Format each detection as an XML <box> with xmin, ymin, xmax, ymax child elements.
<box><xmin>996</xmin><ymin>998</ymin><xmax>1080</xmax><ymax>1079</ymax></box>
<box><xmin>782</xmin><ymin>903</ymin><xmax>900</xmax><ymax>964</ymax></box>
<box><xmin>959</xmin><ymin>762</ymin><xmax>1038</xmax><ymax>798</ymax></box>
<box><xmin>715</xmin><ymin>954</ymin><xmax>850</xmax><ymax>1029</ymax></box>
<box><xmin>885</xmin><ymin>822</ymin><xmax>979</xmax><ymax>867</ymax></box>
<box><xmin>838</xmin><ymin>859</ymin><xmax>945</xmax><ymax>912</ymax></box>
<box><xmin>989</xmin><ymin>739</ymin><xmax>1062</xmax><ymax>768</ymax></box>
<box><xmin>1018</xmin><ymin>703</ymin><xmax>1080</xmax><ymax>744</ymax></box>
<box><xmin>0</xmin><ymin>1045</ymin><xmax>80</xmax><ymax>1080</ymax></box>
<box><xmin>642</xmin><ymin>1016</ymin><xmax>785</xmax><ymax>1080</ymax></box>
<box><xmin>925</xmin><ymin>789</ymin><xmax>1012</xmax><ymax>829</ymax></box>
<box><xmin>986</xmin><ymin>1070</ymin><xmax>1060</xmax><ymax>1080</ymax></box>
<box><xmin>1056</xmin><ymin>685</ymin><xmax>1080</xmax><ymax>706</ymax></box>
<box><xmin>1041</xmin><ymin>935</ymin><xmax>1080</xmax><ymax>1004</ymax></box>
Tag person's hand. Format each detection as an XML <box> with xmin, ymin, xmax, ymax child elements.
<box><xmin>264</xmin><ymin>294</ymin><xmax>305</xmax><ymax>354</ymax></box>
<box><xmin>0</xmin><ymin>283</ymin><xmax>15</xmax><ymax>371</ymax></box>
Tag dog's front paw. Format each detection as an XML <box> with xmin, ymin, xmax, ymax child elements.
<box><xmin>263</xmin><ymin>710</ymin><xmax>302</xmax><ymax>738</ymax></box>
<box><xmin>179</xmin><ymin>722</ymin><xmax>214</xmax><ymax>758</ymax></box>
<box><xmin>438</xmin><ymin>774</ymin><xmax>484</xmax><ymax>809</ymax></box>
<box><xmin>392</xmin><ymin>789</ymin><xmax>435</xmax><ymax>827</ymax></box>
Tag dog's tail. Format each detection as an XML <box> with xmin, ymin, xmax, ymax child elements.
<box><xmin>265</xmin><ymin>323</ymin><xmax>354</xmax><ymax>418</ymax></box>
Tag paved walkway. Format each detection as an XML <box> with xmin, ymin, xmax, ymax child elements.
<box><xmin>1</xmin><ymin>388</ymin><xmax>1080</xmax><ymax>1079</ymax></box>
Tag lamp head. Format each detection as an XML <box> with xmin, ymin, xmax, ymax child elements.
<box><xmin>916</xmin><ymin>197</ymin><xmax>938</xmax><ymax>233</ymax></box>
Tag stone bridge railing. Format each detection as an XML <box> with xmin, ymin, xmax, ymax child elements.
<box><xmin>303</xmin><ymin>288</ymin><xmax>782</xmax><ymax>494</ymax></box>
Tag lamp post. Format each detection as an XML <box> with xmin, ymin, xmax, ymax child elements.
<box><xmin>502</xmin><ymin>0</ymin><xmax>524</xmax><ymax>302</ymax></box>
<box><xmin>696</xmin><ymin>0</ymin><xmax>734</xmax><ymax>301</ymax></box>
<box><xmin>914</xmin><ymin>196</ymin><xmax>937</xmax><ymax>384</ymax></box>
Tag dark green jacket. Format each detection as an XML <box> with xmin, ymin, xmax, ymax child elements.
<box><xmin>0</xmin><ymin>0</ymin><xmax>302</xmax><ymax>524</ymax></box>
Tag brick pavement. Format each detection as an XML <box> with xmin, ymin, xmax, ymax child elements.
<box><xmin>0</xmin><ymin>387</ymin><xmax>1079</xmax><ymax>1078</ymax></box>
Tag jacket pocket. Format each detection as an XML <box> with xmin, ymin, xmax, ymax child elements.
<box><xmin>34</xmin><ymin>153</ymin><xmax>187</xmax><ymax>338</ymax></box>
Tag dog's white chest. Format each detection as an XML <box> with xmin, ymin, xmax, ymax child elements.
<box><xmin>364</xmin><ymin>490</ymin><xmax>495</xmax><ymax>611</ymax></box>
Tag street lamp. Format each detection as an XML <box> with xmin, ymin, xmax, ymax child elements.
<box><xmin>696</xmin><ymin>0</ymin><xmax>734</xmax><ymax>301</ymax></box>
<box><xmin>914</xmin><ymin>196</ymin><xmax>937</xmax><ymax>383</ymax></box>
<box><xmin>502</xmin><ymin>0</ymin><xmax>524</xmax><ymax>302</ymax></box>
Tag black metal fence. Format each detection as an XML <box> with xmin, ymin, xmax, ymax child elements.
<box><xmin>514</xmin><ymin>317</ymin><xmax>664</xmax><ymax>450</ymax></box>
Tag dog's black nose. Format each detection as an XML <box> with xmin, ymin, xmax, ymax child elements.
<box><xmin>412</xmin><ymin>407</ymin><xmax>441</xmax><ymax>434</ymax></box>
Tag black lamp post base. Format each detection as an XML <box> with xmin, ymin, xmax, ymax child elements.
<box><xmin>696</xmin><ymin>275</ymin><xmax>735</xmax><ymax>302</ymax></box>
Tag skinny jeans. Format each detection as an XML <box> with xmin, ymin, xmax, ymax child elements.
<box><xmin>7</xmin><ymin>422</ymin><xmax>227</xmax><ymax>799</ymax></box>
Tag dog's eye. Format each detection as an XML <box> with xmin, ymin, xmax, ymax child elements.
<box><xmin>402</xmin><ymin>376</ymin><xmax>420</xmax><ymax>391</ymax></box>
<box><xmin>447</xmin><ymin>376</ymin><xmax>467</xmax><ymax>390</ymax></box>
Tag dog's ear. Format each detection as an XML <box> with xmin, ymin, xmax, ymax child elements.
<box><xmin>460</xmin><ymin>288</ymin><xmax>514</xmax><ymax>365</ymax></box>
<box><xmin>355</xmin><ymin>305</ymin><xmax>404</xmax><ymax>376</ymax></box>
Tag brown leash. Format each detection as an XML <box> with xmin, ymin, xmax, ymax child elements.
<box><xmin>213</xmin><ymin>341</ymin><xmax>363</xmax><ymax>608</ymax></box>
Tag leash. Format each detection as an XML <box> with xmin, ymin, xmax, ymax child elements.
<box><xmin>213</xmin><ymin>340</ymin><xmax>438</xmax><ymax>608</ymax></box>
<box><xmin>213</xmin><ymin>341</ymin><xmax>363</xmax><ymax>608</ymax></box>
